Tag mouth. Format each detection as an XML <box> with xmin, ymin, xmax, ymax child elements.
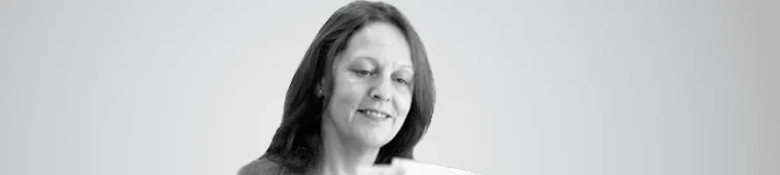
<box><xmin>357</xmin><ymin>109</ymin><xmax>392</xmax><ymax>120</ymax></box>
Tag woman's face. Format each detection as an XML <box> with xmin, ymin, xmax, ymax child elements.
<box><xmin>323</xmin><ymin>22</ymin><xmax>414</xmax><ymax>148</ymax></box>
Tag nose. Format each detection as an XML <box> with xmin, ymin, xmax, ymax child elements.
<box><xmin>369</xmin><ymin>77</ymin><xmax>392</xmax><ymax>102</ymax></box>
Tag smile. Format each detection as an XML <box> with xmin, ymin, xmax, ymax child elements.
<box><xmin>357</xmin><ymin>109</ymin><xmax>392</xmax><ymax>119</ymax></box>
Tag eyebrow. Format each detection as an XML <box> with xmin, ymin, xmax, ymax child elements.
<box><xmin>353</xmin><ymin>56</ymin><xmax>415</xmax><ymax>72</ymax></box>
<box><xmin>398</xmin><ymin>65</ymin><xmax>415</xmax><ymax>72</ymax></box>
<box><xmin>354</xmin><ymin>56</ymin><xmax>379</xmax><ymax>65</ymax></box>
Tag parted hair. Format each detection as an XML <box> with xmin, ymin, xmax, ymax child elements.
<box><xmin>262</xmin><ymin>1</ymin><xmax>435</xmax><ymax>173</ymax></box>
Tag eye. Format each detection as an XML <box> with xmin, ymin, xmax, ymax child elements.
<box><xmin>395</xmin><ymin>77</ymin><xmax>410</xmax><ymax>85</ymax></box>
<box><xmin>353</xmin><ymin>69</ymin><xmax>374</xmax><ymax>77</ymax></box>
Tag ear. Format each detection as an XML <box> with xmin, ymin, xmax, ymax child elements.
<box><xmin>316</xmin><ymin>81</ymin><xmax>324</xmax><ymax>97</ymax></box>
<box><xmin>316</xmin><ymin>79</ymin><xmax>328</xmax><ymax>97</ymax></box>
<box><xmin>317</xmin><ymin>78</ymin><xmax>333</xmax><ymax>113</ymax></box>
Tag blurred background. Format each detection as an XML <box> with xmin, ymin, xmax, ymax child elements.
<box><xmin>1</xmin><ymin>0</ymin><xmax>778</xmax><ymax>174</ymax></box>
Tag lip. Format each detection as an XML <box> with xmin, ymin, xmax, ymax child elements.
<box><xmin>357</xmin><ymin>108</ymin><xmax>394</xmax><ymax>119</ymax></box>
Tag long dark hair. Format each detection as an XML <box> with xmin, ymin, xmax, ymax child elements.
<box><xmin>263</xmin><ymin>1</ymin><xmax>435</xmax><ymax>173</ymax></box>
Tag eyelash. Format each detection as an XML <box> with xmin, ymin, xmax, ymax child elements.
<box><xmin>353</xmin><ymin>69</ymin><xmax>412</xmax><ymax>86</ymax></box>
<box><xmin>354</xmin><ymin>69</ymin><xmax>375</xmax><ymax>77</ymax></box>
<box><xmin>395</xmin><ymin>78</ymin><xmax>410</xmax><ymax>85</ymax></box>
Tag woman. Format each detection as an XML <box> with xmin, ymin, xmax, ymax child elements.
<box><xmin>239</xmin><ymin>1</ymin><xmax>436</xmax><ymax>175</ymax></box>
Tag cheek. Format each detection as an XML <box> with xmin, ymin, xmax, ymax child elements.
<box><xmin>393</xmin><ymin>93</ymin><xmax>413</xmax><ymax>125</ymax></box>
<box><xmin>329</xmin><ymin>77</ymin><xmax>366</xmax><ymax>118</ymax></box>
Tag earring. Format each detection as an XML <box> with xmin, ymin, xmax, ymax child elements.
<box><xmin>316</xmin><ymin>88</ymin><xmax>323</xmax><ymax>97</ymax></box>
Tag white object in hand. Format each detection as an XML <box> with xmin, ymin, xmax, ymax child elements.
<box><xmin>358</xmin><ymin>158</ymin><xmax>483</xmax><ymax>175</ymax></box>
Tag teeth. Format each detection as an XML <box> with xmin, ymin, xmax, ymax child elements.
<box><xmin>362</xmin><ymin>110</ymin><xmax>388</xmax><ymax>119</ymax></box>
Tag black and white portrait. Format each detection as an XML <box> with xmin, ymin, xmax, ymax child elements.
<box><xmin>1</xmin><ymin>0</ymin><xmax>778</xmax><ymax>175</ymax></box>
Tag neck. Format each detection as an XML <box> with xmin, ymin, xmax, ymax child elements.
<box><xmin>319</xmin><ymin>117</ymin><xmax>380</xmax><ymax>175</ymax></box>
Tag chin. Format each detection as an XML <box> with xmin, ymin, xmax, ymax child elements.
<box><xmin>354</xmin><ymin>133</ymin><xmax>394</xmax><ymax>148</ymax></box>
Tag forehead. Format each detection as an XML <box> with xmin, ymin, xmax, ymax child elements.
<box><xmin>341</xmin><ymin>22</ymin><xmax>412</xmax><ymax>65</ymax></box>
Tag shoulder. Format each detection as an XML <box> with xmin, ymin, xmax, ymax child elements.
<box><xmin>237</xmin><ymin>156</ymin><xmax>284</xmax><ymax>175</ymax></box>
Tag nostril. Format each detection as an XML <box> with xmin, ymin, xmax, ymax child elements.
<box><xmin>369</xmin><ymin>88</ymin><xmax>391</xmax><ymax>102</ymax></box>
<box><xmin>372</xmin><ymin>94</ymin><xmax>389</xmax><ymax>101</ymax></box>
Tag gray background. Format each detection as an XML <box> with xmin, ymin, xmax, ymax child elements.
<box><xmin>1</xmin><ymin>0</ymin><xmax>778</xmax><ymax>174</ymax></box>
